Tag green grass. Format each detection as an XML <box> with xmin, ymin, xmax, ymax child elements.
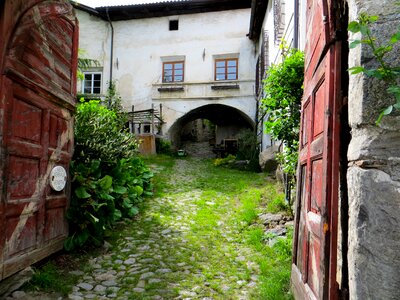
<box><xmin>23</xmin><ymin>155</ymin><xmax>293</xmax><ymax>299</ymax></box>
<box><xmin>144</xmin><ymin>156</ymin><xmax>292</xmax><ymax>299</ymax></box>
<box><xmin>23</xmin><ymin>262</ymin><xmax>80</xmax><ymax>296</ymax></box>
<box><xmin>142</xmin><ymin>156</ymin><xmax>293</xmax><ymax>299</ymax></box>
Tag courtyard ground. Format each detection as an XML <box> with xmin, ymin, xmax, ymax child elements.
<box><xmin>11</xmin><ymin>156</ymin><xmax>292</xmax><ymax>300</ymax></box>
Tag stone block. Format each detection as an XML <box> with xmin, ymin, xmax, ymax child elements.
<box><xmin>347</xmin><ymin>166</ymin><xmax>400</xmax><ymax>300</ymax></box>
<box><xmin>348</xmin><ymin>126</ymin><xmax>400</xmax><ymax>180</ymax></box>
<box><xmin>349</xmin><ymin>0</ymin><xmax>399</xmax><ymax>18</ymax></box>
<box><xmin>0</xmin><ymin>267</ymin><xmax>34</xmax><ymax>297</ymax></box>
<box><xmin>348</xmin><ymin>10</ymin><xmax>400</xmax><ymax>127</ymax></box>
<box><xmin>259</xmin><ymin>145</ymin><xmax>279</xmax><ymax>172</ymax></box>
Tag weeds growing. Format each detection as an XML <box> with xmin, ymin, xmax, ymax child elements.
<box><xmin>23</xmin><ymin>156</ymin><xmax>293</xmax><ymax>299</ymax></box>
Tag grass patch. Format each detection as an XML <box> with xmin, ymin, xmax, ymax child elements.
<box><xmin>247</xmin><ymin>227</ymin><xmax>293</xmax><ymax>299</ymax></box>
<box><xmin>238</xmin><ymin>189</ymin><xmax>262</xmax><ymax>225</ymax></box>
<box><xmin>23</xmin><ymin>261</ymin><xmax>80</xmax><ymax>296</ymax></box>
<box><xmin>229</xmin><ymin>175</ymin><xmax>293</xmax><ymax>299</ymax></box>
<box><xmin>22</xmin><ymin>156</ymin><xmax>293</xmax><ymax>299</ymax></box>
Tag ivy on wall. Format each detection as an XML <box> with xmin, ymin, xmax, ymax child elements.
<box><xmin>261</xmin><ymin>48</ymin><xmax>304</xmax><ymax>178</ymax></box>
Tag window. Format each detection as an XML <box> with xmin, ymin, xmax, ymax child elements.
<box><xmin>163</xmin><ymin>61</ymin><xmax>184</xmax><ymax>82</ymax></box>
<box><xmin>169</xmin><ymin>20</ymin><xmax>179</xmax><ymax>31</ymax></box>
<box><xmin>215</xmin><ymin>58</ymin><xmax>238</xmax><ymax>81</ymax></box>
<box><xmin>82</xmin><ymin>72</ymin><xmax>101</xmax><ymax>94</ymax></box>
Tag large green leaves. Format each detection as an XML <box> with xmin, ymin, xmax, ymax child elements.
<box><xmin>98</xmin><ymin>175</ymin><xmax>113</xmax><ymax>191</ymax></box>
<box><xmin>66</xmin><ymin>96</ymin><xmax>154</xmax><ymax>251</ymax></box>
<box><xmin>75</xmin><ymin>186</ymin><xmax>91</xmax><ymax>199</ymax></box>
<box><xmin>66</xmin><ymin>157</ymin><xmax>153</xmax><ymax>251</ymax></box>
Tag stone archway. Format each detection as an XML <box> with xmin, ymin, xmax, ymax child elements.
<box><xmin>168</xmin><ymin>104</ymin><xmax>254</xmax><ymax>156</ymax></box>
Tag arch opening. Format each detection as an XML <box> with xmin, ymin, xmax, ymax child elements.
<box><xmin>168</xmin><ymin>104</ymin><xmax>254</xmax><ymax>157</ymax></box>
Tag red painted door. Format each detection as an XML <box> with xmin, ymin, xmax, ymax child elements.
<box><xmin>0</xmin><ymin>0</ymin><xmax>78</xmax><ymax>280</ymax></box>
<box><xmin>291</xmin><ymin>0</ymin><xmax>345</xmax><ymax>299</ymax></box>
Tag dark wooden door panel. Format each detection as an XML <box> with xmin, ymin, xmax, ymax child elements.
<box><xmin>0</xmin><ymin>0</ymin><xmax>77</xmax><ymax>280</ymax></box>
<box><xmin>292</xmin><ymin>0</ymin><xmax>344</xmax><ymax>299</ymax></box>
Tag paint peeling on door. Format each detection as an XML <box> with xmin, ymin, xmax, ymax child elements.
<box><xmin>0</xmin><ymin>0</ymin><xmax>78</xmax><ymax>280</ymax></box>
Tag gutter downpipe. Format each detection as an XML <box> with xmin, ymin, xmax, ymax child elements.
<box><xmin>106</xmin><ymin>7</ymin><xmax>114</xmax><ymax>106</ymax></box>
<box><xmin>294</xmin><ymin>0</ymin><xmax>299</xmax><ymax>49</ymax></box>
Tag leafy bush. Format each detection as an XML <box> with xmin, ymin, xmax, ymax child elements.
<box><xmin>261</xmin><ymin>48</ymin><xmax>304</xmax><ymax>177</ymax></box>
<box><xmin>214</xmin><ymin>154</ymin><xmax>236</xmax><ymax>166</ymax></box>
<box><xmin>236</xmin><ymin>128</ymin><xmax>261</xmax><ymax>172</ymax></box>
<box><xmin>74</xmin><ymin>99</ymin><xmax>137</xmax><ymax>163</ymax></box>
<box><xmin>156</xmin><ymin>138</ymin><xmax>172</xmax><ymax>155</ymax></box>
<box><xmin>66</xmin><ymin>100</ymin><xmax>153</xmax><ymax>251</ymax></box>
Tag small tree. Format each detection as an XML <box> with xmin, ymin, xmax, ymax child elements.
<box><xmin>261</xmin><ymin>48</ymin><xmax>304</xmax><ymax>203</ymax></box>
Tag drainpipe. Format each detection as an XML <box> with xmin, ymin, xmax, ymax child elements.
<box><xmin>106</xmin><ymin>6</ymin><xmax>114</xmax><ymax>105</ymax></box>
<box><xmin>294</xmin><ymin>0</ymin><xmax>299</xmax><ymax>49</ymax></box>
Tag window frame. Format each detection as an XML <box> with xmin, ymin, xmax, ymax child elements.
<box><xmin>169</xmin><ymin>19</ymin><xmax>179</xmax><ymax>31</ymax></box>
<box><xmin>162</xmin><ymin>61</ymin><xmax>184</xmax><ymax>83</ymax></box>
<box><xmin>214</xmin><ymin>58</ymin><xmax>238</xmax><ymax>81</ymax></box>
<box><xmin>81</xmin><ymin>71</ymin><xmax>102</xmax><ymax>94</ymax></box>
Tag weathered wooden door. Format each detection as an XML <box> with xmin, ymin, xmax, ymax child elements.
<box><xmin>0</xmin><ymin>0</ymin><xmax>78</xmax><ymax>280</ymax></box>
<box><xmin>291</xmin><ymin>0</ymin><xmax>345</xmax><ymax>299</ymax></box>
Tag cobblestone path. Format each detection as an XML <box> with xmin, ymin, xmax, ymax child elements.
<box><xmin>16</xmin><ymin>158</ymin><xmax>268</xmax><ymax>300</ymax></box>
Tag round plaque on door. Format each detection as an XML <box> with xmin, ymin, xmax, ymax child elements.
<box><xmin>49</xmin><ymin>166</ymin><xmax>67</xmax><ymax>191</ymax></box>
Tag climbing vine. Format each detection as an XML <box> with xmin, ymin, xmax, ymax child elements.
<box><xmin>261</xmin><ymin>48</ymin><xmax>304</xmax><ymax>178</ymax></box>
<box><xmin>348</xmin><ymin>12</ymin><xmax>400</xmax><ymax>123</ymax></box>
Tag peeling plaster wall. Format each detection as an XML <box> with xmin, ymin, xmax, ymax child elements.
<box><xmin>75</xmin><ymin>10</ymin><xmax>110</xmax><ymax>95</ymax></box>
<box><xmin>254</xmin><ymin>0</ymin><xmax>306</xmax><ymax>151</ymax></box>
<box><xmin>75</xmin><ymin>8</ymin><xmax>256</xmax><ymax>138</ymax></box>
<box><xmin>347</xmin><ymin>0</ymin><xmax>400</xmax><ymax>298</ymax></box>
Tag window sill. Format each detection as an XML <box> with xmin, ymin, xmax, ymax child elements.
<box><xmin>211</xmin><ymin>84</ymin><xmax>240</xmax><ymax>90</ymax></box>
<box><xmin>76</xmin><ymin>93</ymin><xmax>104</xmax><ymax>99</ymax></box>
<box><xmin>158</xmin><ymin>86</ymin><xmax>184</xmax><ymax>92</ymax></box>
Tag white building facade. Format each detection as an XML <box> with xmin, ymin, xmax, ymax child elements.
<box><xmin>73</xmin><ymin>1</ymin><xmax>256</xmax><ymax>147</ymax></box>
<box><xmin>248</xmin><ymin>0</ymin><xmax>306</xmax><ymax>152</ymax></box>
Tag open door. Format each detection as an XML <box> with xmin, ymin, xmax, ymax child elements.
<box><xmin>0</xmin><ymin>0</ymin><xmax>78</xmax><ymax>280</ymax></box>
<box><xmin>291</xmin><ymin>0</ymin><xmax>347</xmax><ymax>299</ymax></box>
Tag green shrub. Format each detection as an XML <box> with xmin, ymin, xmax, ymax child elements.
<box><xmin>74</xmin><ymin>99</ymin><xmax>138</xmax><ymax>163</ymax></box>
<box><xmin>65</xmin><ymin>100</ymin><xmax>153</xmax><ymax>251</ymax></box>
<box><xmin>213</xmin><ymin>154</ymin><xmax>236</xmax><ymax>166</ymax></box>
<box><xmin>66</xmin><ymin>158</ymin><xmax>153</xmax><ymax>250</ymax></box>
<box><xmin>262</xmin><ymin>48</ymin><xmax>304</xmax><ymax>178</ymax></box>
<box><xmin>236</xmin><ymin>129</ymin><xmax>261</xmax><ymax>172</ymax></box>
<box><xmin>156</xmin><ymin>138</ymin><xmax>172</xmax><ymax>155</ymax></box>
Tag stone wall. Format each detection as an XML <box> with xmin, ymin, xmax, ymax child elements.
<box><xmin>347</xmin><ymin>0</ymin><xmax>400</xmax><ymax>298</ymax></box>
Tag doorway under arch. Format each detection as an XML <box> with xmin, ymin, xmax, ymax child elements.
<box><xmin>168</xmin><ymin>104</ymin><xmax>254</xmax><ymax>157</ymax></box>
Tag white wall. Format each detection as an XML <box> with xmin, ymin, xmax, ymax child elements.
<box><xmin>76</xmin><ymin>8</ymin><xmax>256</xmax><ymax>138</ymax></box>
<box><xmin>255</xmin><ymin>0</ymin><xmax>305</xmax><ymax>151</ymax></box>
<box><xmin>76</xmin><ymin>10</ymin><xmax>111</xmax><ymax>95</ymax></box>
